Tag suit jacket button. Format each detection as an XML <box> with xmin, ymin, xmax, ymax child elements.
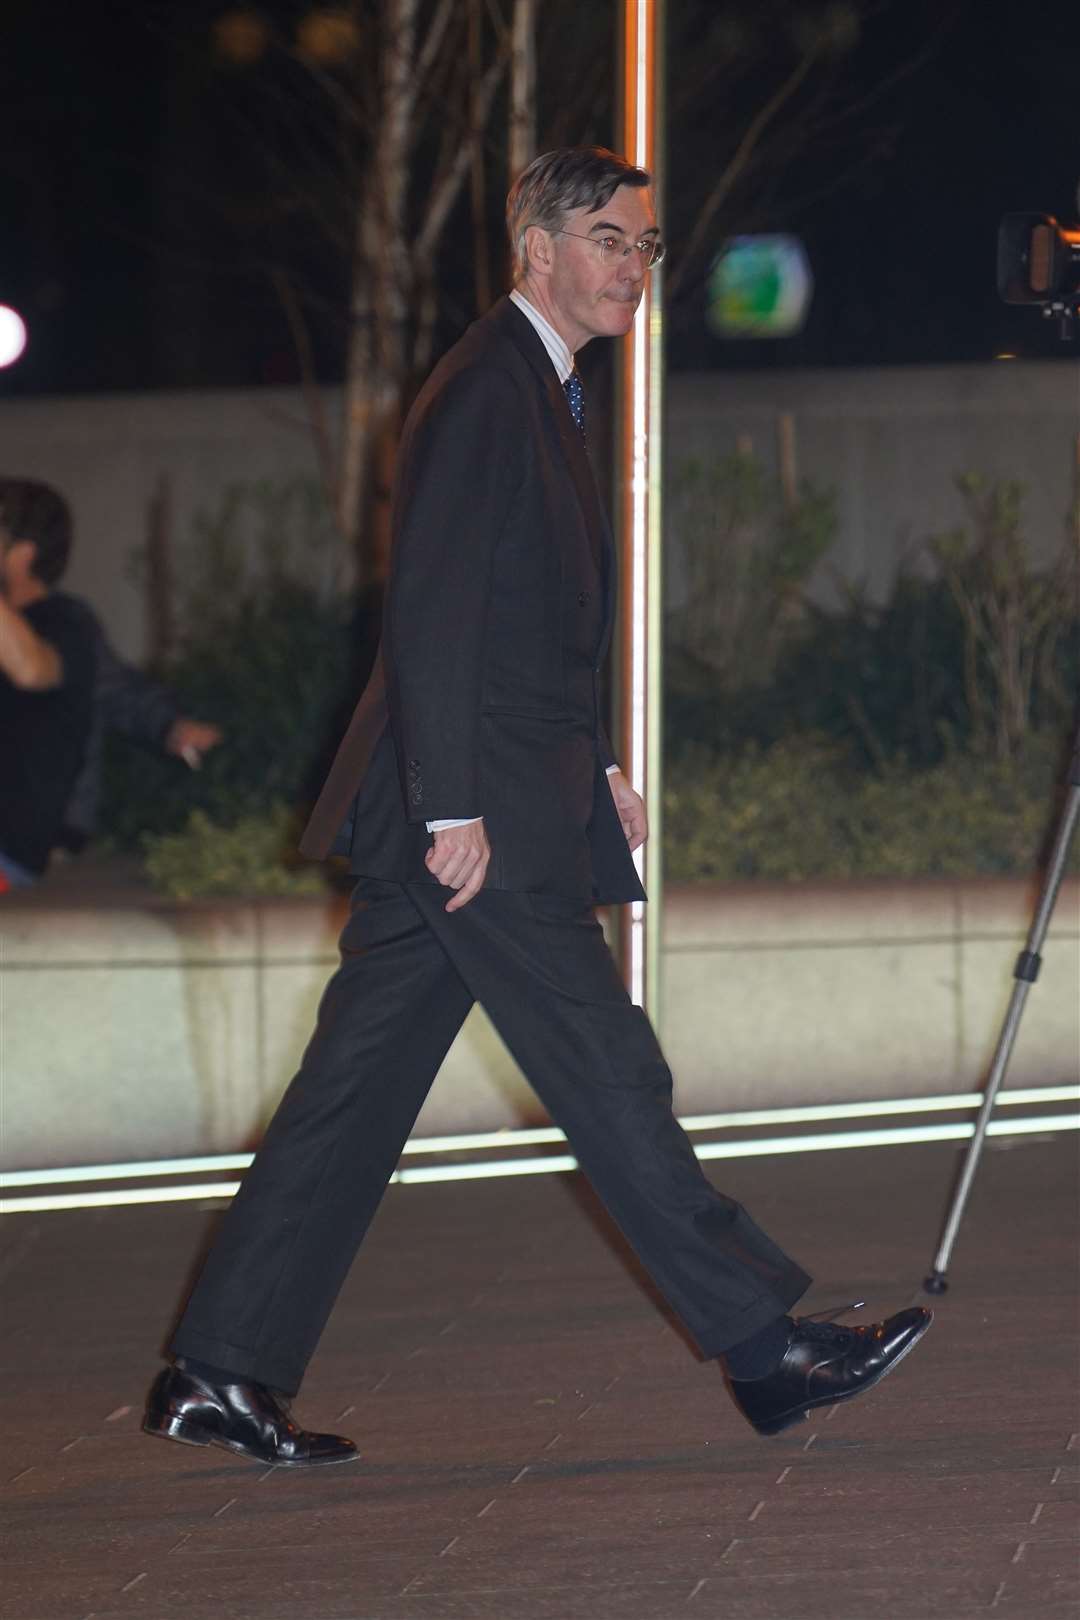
<box><xmin>578</xmin><ymin>591</ymin><xmax>590</xmax><ymax>606</ymax></box>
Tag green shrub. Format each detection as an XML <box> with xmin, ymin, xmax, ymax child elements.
<box><xmin>101</xmin><ymin>581</ymin><xmax>358</xmax><ymax>845</ymax></box>
<box><xmin>665</xmin><ymin>468</ymin><xmax>1080</xmax><ymax>771</ymax></box>
<box><xmin>101</xmin><ymin>480</ymin><xmax>366</xmax><ymax>847</ymax></box>
<box><xmin>142</xmin><ymin>805</ymin><xmax>329</xmax><ymax>900</ymax></box>
<box><xmin>928</xmin><ymin>473</ymin><xmax>1080</xmax><ymax>761</ymax></box>
<box><xmin>666</xmin><ymin>450</ymin><xmax>838</xmax><ymax>700</ymax></box>
<box><xmin>663</xmin><ymin>734</ymin><xmax>1076</xmax><ymax>882</ymax></box>
<box><xmin>140</xmin><ymin>736</ymin><xmax>1075</xmax><ymax>895</ymax></box>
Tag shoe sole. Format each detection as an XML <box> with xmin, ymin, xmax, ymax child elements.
<box><xmin>143</xmin><ymin>1414</ymin><xmax>361</xmax><ymax>1467</ymax></box>
<box><xmin>752</xmin><ymin>1310</ymin><xmax>934</xmax><ymax>1437</ymax></box>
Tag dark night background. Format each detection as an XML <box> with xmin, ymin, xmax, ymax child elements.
<box><xmin>2</xmin><ymin>0</ymin><xmax>1078</xmax><ymax>398</ymax></box>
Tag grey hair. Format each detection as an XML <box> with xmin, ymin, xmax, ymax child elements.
<box><xmin>506</xmin><ymin>146</ymin><xmax>651</xmax><ymax>280</ymax></box>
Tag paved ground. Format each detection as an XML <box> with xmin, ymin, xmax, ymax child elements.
<box><xmin>2</xmin><ymin>1136</ymin><xmax>1078</xmax><ymax>1620</ymax></box>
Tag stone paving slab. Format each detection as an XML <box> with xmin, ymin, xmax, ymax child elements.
<box><xmin>0</xmin><ymin>1136</ymin><xmax>1077</xmax><ymax>1620</ymax></box>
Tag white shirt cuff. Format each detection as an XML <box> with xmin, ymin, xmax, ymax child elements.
<box><xmin>428</xmin><ymin>769</ymin><xmax>619</xmax><ymax>831</ymax></box>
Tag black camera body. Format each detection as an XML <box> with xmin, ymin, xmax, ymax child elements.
<box><xmin>998</xmin><ymin>212</ymin><xmax>1080</xmax><ymax>338</ymax></box>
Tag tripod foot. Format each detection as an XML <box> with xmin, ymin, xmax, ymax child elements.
<box><xmin>923</xmin><ymin>1270</ymin><xmax>949</xmax><ymax>1294</ymax></box>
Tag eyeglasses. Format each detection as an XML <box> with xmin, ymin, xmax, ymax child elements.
<box><xmin>558</xmin><ymin>230</ymin><xmax>666</xmax><ymax>269</ymax></box>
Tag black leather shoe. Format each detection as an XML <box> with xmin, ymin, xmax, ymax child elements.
<box><xmin>143</xmin><ymin>1366</ymin><xmax>359</xmax><ymax>1467</ymax></box>
<box><xmin>729</xmin><ymin>1305</ymin><xmax>933</xmax><ymax>1436</ymax></box>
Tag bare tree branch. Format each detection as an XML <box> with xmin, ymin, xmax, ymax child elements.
<box><xmin>667</xmin><ymin>47</ymin><xmax>820</xmax><ymax>298</ymax></box>
<box><xmin>809</xmin><ymin>3</ymin><xmax>961</xmax><ymax>133</ymax></box>
<box><xmin>414</xmin><ymin>42</ymin><xmax>509</xmax><ymax>263</ymax></box>
<box><xmin>414</xmin><ymin>0</ymin><xmax>458</xmax><ymax>102</ymax></box>
<box><xmin>271</xmin><ymin>269</ymin><xmax>342</xmax><ymax>535</ymax></box>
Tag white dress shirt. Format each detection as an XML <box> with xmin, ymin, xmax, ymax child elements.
<box><xmin>428</xmin><ymin>291</ymin><xmax>619</xmax><ymax>832</ymax></box>
<box><xmin>509</xmin><ymin>288</ymin><xmax>574</xmax><ymax>382</ymax></box>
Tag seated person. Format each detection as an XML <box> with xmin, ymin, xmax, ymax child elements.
<box><xmin>60</xmin><ymin>629</ymin><xmax>222</xmax><ymax>854</ymax></box>
<box><xmin>0</xmin><ymin>480</ymin><xmax>97</xmax><ymax>889</ymax></box>
<box><xmin>0</xmin><ymin>477</ymin><xmax>224</xmax><ymax>885</ymax></box>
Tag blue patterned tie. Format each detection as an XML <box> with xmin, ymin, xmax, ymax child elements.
<box><xmin>563</xmin><ymin>370</ymin><xmax>586</xmax><ymax>438</ymax></box>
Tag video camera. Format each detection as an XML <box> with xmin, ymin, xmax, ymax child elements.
<box><xmin>998</xmin><ymin>212</ymin><xmax>1080</xmax><ymax>339</ymax></box>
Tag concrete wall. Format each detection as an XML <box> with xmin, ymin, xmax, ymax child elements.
<box><xmin>0</xmin><ymin>387</ymin><xmax>324</xmax><ymax>661</ymax></box>
<box><xmin>3</xmin><ymin>360</ymin><xmax>1075</xmax><ymax>660</ymax></box>
<box><xmin>2</xmin><ymin>877</ymin><xmax>1076</xmax><ymax>1172</ymax></box>
<box><xmin>667</xmin><ymin>359</ymin><xmax>1079</xmax><ymax>606</ymax></box>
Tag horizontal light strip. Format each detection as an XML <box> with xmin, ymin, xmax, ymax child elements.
<box><xmin>680</xmin><ymin>1086</ymin><xmax>1078</xmax><ymax>1132</ymax></box>
<box><xmin>1</xmin><ymin>1154</ymin><xmax>257</xmax><ymax>1190</ymax></box>
<box><xmin>395</xmin><ymin>1114</ymin><xmax>1080</xmax><ymax>1183</ymax></box>
<box><xmin>4</xmin><ymin>1087</ymin><xmax>1076</xmax><ymax>1192</ymax></box>
<box><xmin>0</xmin><ymin>1181</ymin><xmax>244</xmax><ymax>1214</ymax></box>
<box><xmin>1</xmin><ymin>1113</ymin><xmax>1075</xmax><ymax>1215</ymax></box>
<box><xmin>694</xmin><ymin>1113</ymin><xmax>1080</xmax><ymax>1161</ymax></box>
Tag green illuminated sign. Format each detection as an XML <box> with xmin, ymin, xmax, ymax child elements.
<box><xmin>708</xmin><ymin>236</ymin><xmax>813</xmax><ymax>338</ymax></box>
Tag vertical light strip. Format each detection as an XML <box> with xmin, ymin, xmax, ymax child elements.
<box><xmin>644</xmin><ymin>6</ymin><xmax>665</xmax><ymax>1022</ymax></box>
<box><xmin>618</xmin><ymin>0</ymin><xmax>661</xmax><ymax>1010</ymax></box>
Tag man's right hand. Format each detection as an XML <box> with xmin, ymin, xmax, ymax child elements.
<box><xmin>425</xmin><ymin>820</ymin><xmax>490</xmax><ymax>911</ymax></box>
<box><xmin>165</xmin><ymin>717</ymin><xmax>225</xmax><ymax>768</ymax></box>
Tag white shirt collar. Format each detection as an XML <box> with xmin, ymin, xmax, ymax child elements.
<box><xmin>509</xmin><ymin>289</ymin><xmax>574</xmax><ymax>384</ymax></box>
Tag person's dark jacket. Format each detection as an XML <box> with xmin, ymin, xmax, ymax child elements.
<box><xmin>0</xmin><ymin>592</ymin><xmax>98</xmax><ymax>874</ymax></box>
<box><xmin>299</xmin><ymin>295</ymin><xmax>644</xmax><ymax>905</ymax></box>
<box><xmin>60</xmin><ymin>629</ymin><xmax>180</xmax><ymax>847</ymax></box>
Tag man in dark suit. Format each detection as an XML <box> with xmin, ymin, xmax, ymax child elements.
<box><xmin>146</xmin><ymin>148</ymin><xmax>930</xmax><ymax>1468</ymax></box>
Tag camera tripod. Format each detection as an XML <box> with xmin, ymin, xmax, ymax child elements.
<box><xmin>924</xmin><ymin>719</ymin><xmax>1080</xmax><ymax>1292</ymax></box>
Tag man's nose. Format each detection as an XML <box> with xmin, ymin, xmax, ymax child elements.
<box><xmin>619</xmin><ymin>250</ymin><xmax>647</xmax><ymax>283</ymax></box>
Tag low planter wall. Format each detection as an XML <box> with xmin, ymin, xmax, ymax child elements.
<box><xmin>1</xmin><ymin>874</ymin><xmax>1076</xmax><ymax>1171</ymax></box>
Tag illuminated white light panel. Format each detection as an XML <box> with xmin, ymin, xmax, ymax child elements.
<box><xmin>2</xmin><ymin>1106</ymin><xmax>1076</xmax><ymax>1213</ymax></box>
<box><xmin>2</xmin><ymin>1088</ymin><xmax>1075</xmax><ymax>1191</ymax></box>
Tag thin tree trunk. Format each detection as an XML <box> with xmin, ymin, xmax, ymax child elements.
<box><xmin>509</xmin><ymin>0</ymin><xmax>537</xmax><ymax>180</ymax></box>
<box><xmin>470</xmin><ymin>0</ymin><xmax>492</xmax><ymax>312</ymax></box>
<box><xmin>145</xmin><ymin>474</ymin><xmax>174</xmax><ymax>671</ymax></box>
<box><xmin>335</xmin><ymin>0</ymin><xmax>509</xmax><ymax>590</ymax></box>
<box><xmin>272</xmin><ymin>270</ymin><xmax>341</xmax><ymax>537</ymax></box>
<box><xmin>412</xmin><ymin>273</ymin><xmax>439</xmax><ymax>378</ymax></box>
<box><xmin>338</xmin><ymin>0</ymin><xmax>419</xmax><ymax>591</ymax></box>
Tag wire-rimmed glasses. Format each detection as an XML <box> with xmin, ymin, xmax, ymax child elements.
<box><xmin>558</xmin><ymin>230</ymin><xmax>666</xmax><ymax>269</ymax></box>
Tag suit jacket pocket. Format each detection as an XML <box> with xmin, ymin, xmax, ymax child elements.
<box><xmin>480</xmin><ymin>705</ymin><xmax>572</xmax><ymax>721</ymax></box>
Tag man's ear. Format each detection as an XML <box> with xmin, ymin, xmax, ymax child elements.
<box><xmin>523</xmin><ymin>224</ymin><xmax>554</xmax><ymax>279</ymax></box>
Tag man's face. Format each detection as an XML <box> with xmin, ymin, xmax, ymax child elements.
<box><xmin>0</xmin><ymin>527</ymin><xmax>34</xmax><ymax>599</ymax></box>
<box><xmin>545</xmin><ymin>184</ymin><xmax>658</xmax><ymax>350</ymax></box>
<box><xmin>0</xmin><ymin>524</ymin><xmax>14</xmax><ymax>598</ymax></box>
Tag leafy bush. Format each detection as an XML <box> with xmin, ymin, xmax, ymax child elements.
<box><xmin>665</xmin><ymin>468</ymin><xmax>1079</xmax><ymax>770</ymax></box>
<box><xmin>139</xmin><ymin>736</ymin><xmax>1075</xmax><ymax>895</ymax></box>
<box><xmin>927</xmin><ymin>473</ymin><xmax>1079</xmax><ymax>761</ymax></box>
<box><xmin>107</xmin><ymin>471</ymin><xmax>1076</xmax><ymax>894</ymax></box>
<box><xmin>663</xmin><ymin>734</ymin><xmax>1076</xmax><ymax>882</ymax></box>
<box><xmin>666</xmin><ymin>451</ymin><xmax>838</xmax><ymax>699</ymax></box>
<box><xmin>142</xmin><ymin>805</ymin><xmax>329</xmax><ymax>899</ymax></box>
<box><xmin>101</xmin><ymin>481</ymin><xmax>372</xmax><ymax>847</ymax></box>
<box><xmin>101</xmin><ymin>581</ymin><xmax>360</xmax><ymax>845</ymax></box>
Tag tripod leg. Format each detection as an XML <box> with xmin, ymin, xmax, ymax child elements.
<box><xmin>924</xmin><ymin>764</ymin><xmax>1080</xmax><ymax>1293</ymax></box>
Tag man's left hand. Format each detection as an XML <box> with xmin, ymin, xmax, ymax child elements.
<box><xmin>607</xmin><ymin>769</ymin><xmax>648</xmax><ymax>852</ymax></box>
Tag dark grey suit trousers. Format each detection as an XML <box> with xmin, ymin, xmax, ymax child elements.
<box><xmin>170</xmin><ymin>881</ymin><xmax>811</xmax><ymax>1394</ymax></box>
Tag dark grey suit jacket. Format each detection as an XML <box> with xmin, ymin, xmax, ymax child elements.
<box><xmin>299</xmin><ymin>296</ymin><xmax>645</xmax><ymax>905</ymax></box>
